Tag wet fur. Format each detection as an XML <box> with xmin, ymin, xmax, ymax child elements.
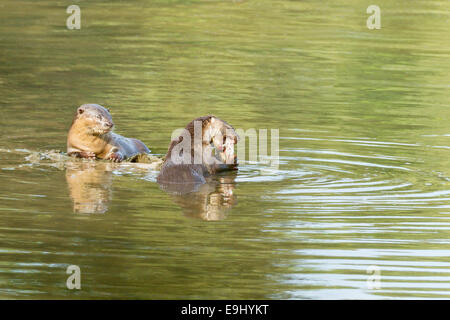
<box><xmin>157</xmin><ymin>115</ymin><xmax>238</xmax><ymax>184</ymax></box>
<box><xmin>67</xmin><ymin>104</ymin><xmax>150</xmax><ymax>162</ymax></box>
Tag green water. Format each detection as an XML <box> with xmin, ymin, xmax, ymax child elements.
<box><xmin>0</xmin><ymin>0</ymin><xmax>449</xmax><ymax>299</ymax></box>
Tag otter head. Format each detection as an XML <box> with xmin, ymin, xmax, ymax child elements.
<box><xmin>74</xmin><ymin>104</ymin><xmax>114</xmax><ymax>135</ymax></box>
<box><xmin>205</xmin><ymin>116</ymin><xmax>239</xmax><ymax>165</ymax></box>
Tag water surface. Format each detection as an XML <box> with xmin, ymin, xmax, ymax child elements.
<box><xmin>0</xmin><ymin>0</ymin><xmax>449</xmax><ymax>299</ymax></box>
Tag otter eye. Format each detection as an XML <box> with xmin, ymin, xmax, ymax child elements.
<box><xmin>78</xmin><ymin>108</ymin><xmax>84</xmax><ymax>114</ymax></box>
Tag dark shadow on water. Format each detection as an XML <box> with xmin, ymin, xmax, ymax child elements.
<box><xmin>158</xmin><ymin>172</ymin><xmax>238</xmax><ymax>221</ymax></box>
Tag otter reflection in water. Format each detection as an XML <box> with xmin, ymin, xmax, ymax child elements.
<box><xmin>64</xmin><ymin>154</ymin><xmax>162</xmax><ymax>214</ymax></box>
<box><xmin>65</xmin><ymin>159</ymin><xmax>237</xmax><ymax>219</ymax></box>
<box><xmin>65</xmin><ymin>161</ymin><xmax>114</xmax><ymax>214</ymax></box>
<box><xmin>159</xmin><ymin>172</ymin><xmax>237</xmax><ymax>221</ymax></box>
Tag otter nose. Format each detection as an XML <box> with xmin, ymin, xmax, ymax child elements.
<box><xmin>106</xmin><ymin>122</ymin><xmax>114</xmax><ymax>128</ymax></box>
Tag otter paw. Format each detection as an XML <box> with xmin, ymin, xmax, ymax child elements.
<box><xmin>78</xmin><ymin>151</ymin><xmax>96</xmax><ymax>160</ymax></box>
<box><xmin>108</xmin><ymin>153</ymin><xmax>123</xmax><ymax>163</ymax></box>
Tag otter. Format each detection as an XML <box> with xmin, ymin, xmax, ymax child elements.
<box><xmin>157</xmin><ymin>115</ymin><xmax>239</xmax><ymax>184</ymax></box>
<box><xmin>67</xmin><ymin>104</ymin><xmax>150</xmax><ymax>162</ymax></box>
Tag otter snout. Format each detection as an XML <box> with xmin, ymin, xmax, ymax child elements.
<box><xmin>104</xmin><ymin>121</ymin><xmax>114</xmax><ymax>130</ymax></box>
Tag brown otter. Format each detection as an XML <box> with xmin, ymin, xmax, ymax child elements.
<box><xmin>157</xmin><ymin>115</ymin><xmax>239</xmax><ymax>184</ymax></box>
<box><xmin>67</xmin><ymin>104</ymin><xmax>150</xmax><ymax>162</ymax></box>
